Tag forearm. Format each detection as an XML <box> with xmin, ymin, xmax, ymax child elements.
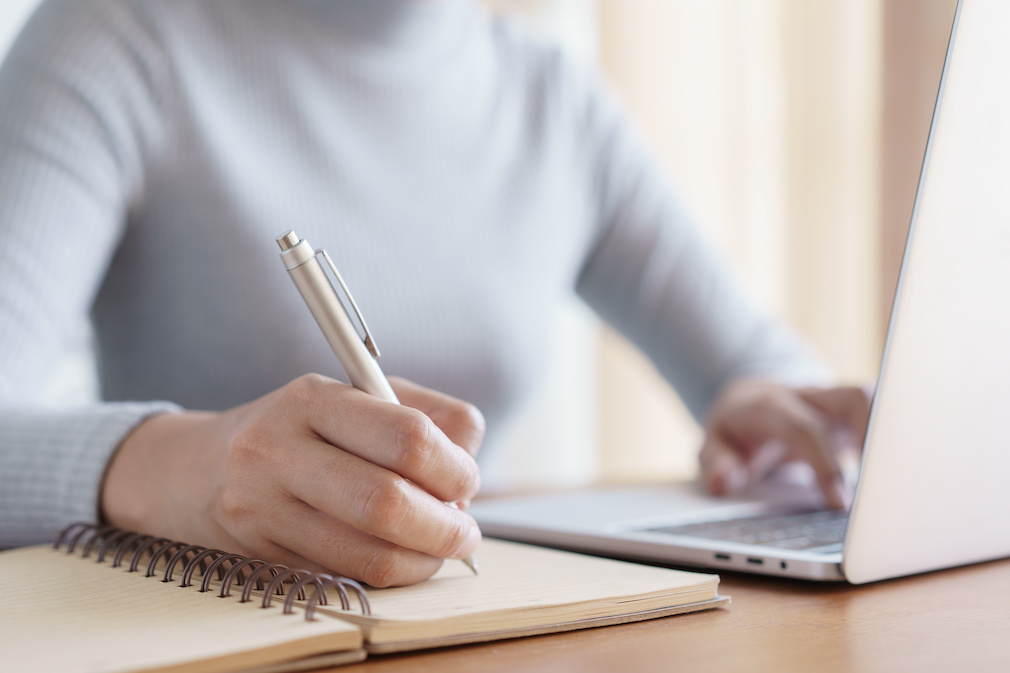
<box><xmin>0</xmin><ymin>402</ymin><xmax>180</xmax><ymax>548</ymax></box>
<box><xmin>574</xmin><ymin>86</ymin><xmax>829</xmax><ymax>418</ymax></box>
<box><xmin>0</xmin><ymin>2</ymin><xmax>181</xmax><ymax>549</ymax></box>
<box><xmin>579</xmin><ymin>205</ymin><xmax>830</xmax><ymax>420</ymax></box>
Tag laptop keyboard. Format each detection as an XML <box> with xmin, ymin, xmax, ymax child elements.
<box><xmin>646</xmin><ymin>509</ymin><xmax>849</xmax><ymax>552</ymax></box>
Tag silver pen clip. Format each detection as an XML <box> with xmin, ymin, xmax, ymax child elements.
<box><xmin>317</xmin><ymin>248</ymin><xmax>381</xmax><ymax>359</ymax></box>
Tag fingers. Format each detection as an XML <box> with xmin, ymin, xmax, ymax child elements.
<box><xmin>389</xmin><ymin>376</ymin><xmax>486</xmax><ymax>459</ymax></box>
<box><xmin>118</xmin><ymin>374</ymin><xmax>486</xmax><ymax>588</ymax></box>
<box><xmin>285</xmin><ymin>375</ymin><xmax>481</xmax><ymax>504</ymax></box>
<box><xmin>278</xmin><ymin>436</ymin><xmax>481</xmax><ymax>564</ymax></box>
<box><xmin>748</xmin><ymin>441</ymin><xmax>788</xmax><ymax>485</ymax></box>
<box><xmin>388</xmin><ymin>377</ymin><xmax>485</xmax><ymax>510</ymax></box>
<box><xmin>798</xmin><ymin>385</ymin><xmax>871</xmax><ymax>449</ymax></box>
<box><xmin>702</xmin><ymin>380</ymin><xmax>859</xmax><ymax>509</ymax></box>
<box><xmin>262</xmin><ymin>505</ymin><xmax>451</xmax><ymax>588</ymax></box>
<box><xmin>757</xmin><ymin>398</ymin><xmax>848</xmax><ymax>509</ymax></box>
<box><xmin>699</xmin><ymin>436</ymin><xmax>748</xmax><ymax>496</ymax></box>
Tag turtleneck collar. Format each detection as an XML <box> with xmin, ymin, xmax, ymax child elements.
<box><xmin>297</xmin><ymin>0</ymin><xmax>472</xmax><ymax>53</ymax></box>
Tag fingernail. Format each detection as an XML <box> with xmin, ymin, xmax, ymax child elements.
<box><xmin>454</xmin><ymin>516</ymin><xmax>482</xmax><ymax>559</ymax></box>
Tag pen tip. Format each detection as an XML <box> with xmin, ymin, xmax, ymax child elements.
<box><xmin>462</xmin><ymin>555</ymin><xmax>479</xmax><ymax>575</ymax></box>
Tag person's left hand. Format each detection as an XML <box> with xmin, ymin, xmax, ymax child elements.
<box><xmin>699</xmin><ymin>378</ymin><xmax>872</xmax><ymax>509</ymax></box>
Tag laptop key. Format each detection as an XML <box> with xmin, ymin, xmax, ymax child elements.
<box><xmin>645</xmin><ymin>509</ymin><xmax>849</xmax><ymax>552</ymax></box>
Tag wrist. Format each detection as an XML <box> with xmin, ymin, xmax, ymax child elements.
<box><xmin>100</xmin><ymin>409</ymin><xmax>219</xmax><ymax>535</ymax></box>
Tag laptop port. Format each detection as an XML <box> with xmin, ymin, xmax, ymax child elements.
<box><xmin>714</xmin><ymin>553</ymin><xmax>731</xmax><ymax>561</ymax></box>
<box><xmin>747</xmin><ymin>557</ymin><xmax>764</xmax><ymax>565</ymax></box>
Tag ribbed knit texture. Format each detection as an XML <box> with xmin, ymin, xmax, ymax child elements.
<box><xmin>0</xmin><ymin>0</ymin><xmax>828</xmax><ymax>548</ymax></box>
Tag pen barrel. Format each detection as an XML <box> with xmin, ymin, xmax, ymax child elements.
<box><xmin>277</xmin><ymin>233</ymin><xmax>476</xmax><ymax>574</ymax></box>
<box><xmin>284</xmin><ymin>253</ymin><xmax>399</xmax><ymax>404</ymax></box>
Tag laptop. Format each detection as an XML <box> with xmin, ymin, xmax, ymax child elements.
<box><xmin>471</xmin><ymin>0</ymin><xmax>1010</xmax><ymax>584</ymax></box>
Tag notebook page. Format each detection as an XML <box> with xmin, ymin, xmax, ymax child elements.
<box><xmin>1</xmin><ymin>545</ymin><xmax>362</xmax><ymax>673</ymax></box>
<box><xmin>313</xmin><ymin>539</ymin><xmax>718</xmax><ymax>642</ymax></box>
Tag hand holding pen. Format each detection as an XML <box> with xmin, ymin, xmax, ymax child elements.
<box><xmin>277</xmin><ymin>231</ymin><xmax>481</xmax><ymax>575</ymax></box>
<box><xmin>99</xmin><ymin>241</ymin><xmax>483</xmax><ymax>589</ymax></box>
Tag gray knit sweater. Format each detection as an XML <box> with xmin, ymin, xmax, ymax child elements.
<box><xmin>0</xmin><ymin>0</ymin><xmax>825</xmax><ymax>548</ymax></box>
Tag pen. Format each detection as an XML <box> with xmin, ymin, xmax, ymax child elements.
<box><xmin>275</xmin><ymin>230</ymin><xmax>479</xmax><ymax>576</ymax></box>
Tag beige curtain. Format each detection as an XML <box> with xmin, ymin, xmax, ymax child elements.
<box><xmin>597</xmin><ymin>0</ymin><xmax>886</xmax><ymax>482</ymax></box>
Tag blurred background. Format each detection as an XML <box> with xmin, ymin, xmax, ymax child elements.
<box><xmin>0</xmin><ymin>0</ymin><xmax>958</xmax><ymax>490</ymax></box>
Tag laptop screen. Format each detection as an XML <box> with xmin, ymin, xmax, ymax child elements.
<box><xmin>844</xmin><ymin>0</ymin><xmax>1010</xmax><ymax>583</ymax></box>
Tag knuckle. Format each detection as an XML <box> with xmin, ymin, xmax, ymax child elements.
<box><xmin>212</xmin><ymin>482</ymin><xmax>255</xmax><ymax>526</ymax></box>
<box><xmin>227</xmin><ymin>426</ymin><xmax>271</xmax><ymax>466</ymax></box>
<box><xmin>297</xmin><ymin>372</ymin><xmax>328</xmax><ymax>388</ymax></box>
<box><xmin>395</xmin><ymin>412</ymin><xmax>435</xmax><ymax>473</ymax></box>
<box><xmin>361</xmin><ymin>548</ymin><xmax>408</xmax><ymax>588</ymax></box>
<box><xmin>283</xmin><ymin>373</ymin><xmax>327</xmax><ymax>406</ymax></box>
<box><xmin>361</xmin><ymin>476</ymin><xmax>409</xmax><ymax>534</ymax></box>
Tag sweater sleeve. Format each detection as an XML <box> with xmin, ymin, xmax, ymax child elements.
<box><xmin>0</xmin><ymin>0</ymin><xmax>179</xmax><ymax>548</ymax></box>
<box><xmin>574</xmin><ymin>70</ymin><xmax>831</xmax><ymax>422</ymax></box>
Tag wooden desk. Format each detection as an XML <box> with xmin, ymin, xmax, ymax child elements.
<box><xmin>337</xmin><ymin>556</ymin><xmax>1010</xmax><ymax>672</ymax></box>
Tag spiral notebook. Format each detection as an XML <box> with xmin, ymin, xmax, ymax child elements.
<box><xmin>2</xmin><ymin>524</ymin><xmax>727</xmax><ymax>673</ymax></box>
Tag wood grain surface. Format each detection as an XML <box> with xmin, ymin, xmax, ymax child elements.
<box><xmin>333</xmin><ymin>556</ymin><xmax>1010</xmax><ymax>672</ymax></box>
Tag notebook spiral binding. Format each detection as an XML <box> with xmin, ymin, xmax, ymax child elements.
<box><xmin>54</xmin><ymin>522</ymin><xmax>371</xmax><ymax>619</ymax></box>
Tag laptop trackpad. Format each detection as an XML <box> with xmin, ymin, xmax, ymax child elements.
<box><xmin>473</xmin><ymin>465</ymin><xmax>827</xmax><ymax>534</ymax></box>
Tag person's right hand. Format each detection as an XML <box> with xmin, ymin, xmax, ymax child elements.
<box><xmin>699</xmin><ymin>379</ymin><xmax>870</xmax><ymax>509</ymax></box>
<box><xmin>101</xmin><ymin>374</ymin><xmax>484</xmax><ymax>587</ymax></box>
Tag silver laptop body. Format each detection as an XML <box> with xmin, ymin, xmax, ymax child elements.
<box><xmin>472</xmin><ymin>0</ymin><xmax>1010</xmax><ymax>583</ymax></box>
